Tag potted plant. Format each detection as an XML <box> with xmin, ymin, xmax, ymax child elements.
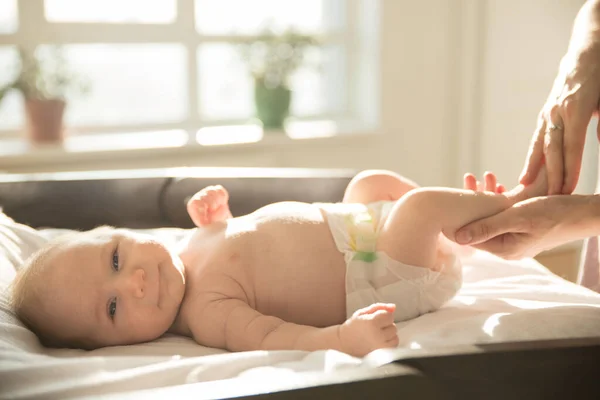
<box><xmin>0</xmin><ymin>47</ymin><xmax>89</xmax><ymax>144</ymax></box>
<box><xmin>239</xmin><ymin>29</ymin><xmax>319</xmax><ymax>131</ymax></box>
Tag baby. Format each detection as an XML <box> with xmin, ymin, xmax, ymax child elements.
<box><xmin>11</xmin><ymin>168</ymin><xmax>547</xmax><ymax>357</ymax></box>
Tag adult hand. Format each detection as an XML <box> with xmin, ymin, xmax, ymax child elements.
<box><xmin>454</xmin><ymin>195</ymin><xmax>598</xmax><ymax>259</ymax></box>
<box><xmin>520</xmin><ymin>1</ymin><xmax>600</xmax><ymax>195</ymax></box>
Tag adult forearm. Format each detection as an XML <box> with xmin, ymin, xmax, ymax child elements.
<box><xmin>555</xmin><ymin>194</ymin><xmax>600</xmax><ymax>241</ymax></box>
<box><xmin>580</xmin><ymin>194</ymin><xmax>600</xmax><ymax>237</ymax></box>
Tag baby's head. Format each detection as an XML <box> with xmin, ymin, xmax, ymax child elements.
<box><xmin>11</xmin><ymin>226</ymin><xmax>186</xmax><ymax>349</ymax></box>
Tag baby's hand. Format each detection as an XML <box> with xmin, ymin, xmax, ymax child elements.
<box><xmin>463</xmin><ymin>171</ymin><xmax>505</xmax><ymax>194</ymax></box>
<box><xmin>187</xmin><ymin>185</ymin><xmax>232</xmax><ymax>226</ymax></box>
<box><xmin>339</xmin><ymin>303</ymin><xmax>399</xmax><ymax>357</ymax></box>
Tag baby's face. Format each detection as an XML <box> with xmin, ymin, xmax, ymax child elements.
<box><xmin>41</xmin><ymin>228</ymin><xmax>186</xmax><ymax>347</ymax></box>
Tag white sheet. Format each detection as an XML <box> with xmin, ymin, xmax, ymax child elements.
<box><xmin>1</xmin><ymin>217</ymin><xmax>599</xmax><ymax>400</ymax></box>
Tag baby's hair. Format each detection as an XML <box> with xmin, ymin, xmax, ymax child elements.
<box><xmin>10</xmin><ymin>226</ymin><xmax>115</xmax><ymax>349</ymax></box>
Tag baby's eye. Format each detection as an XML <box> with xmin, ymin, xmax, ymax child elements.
<box><xmin>108</xmin><ymin>298</ymin><xmax>117</xmax><ymax>320</ymax></box>
<box><xmin>112</xmin><ymin>248</ymin><xmax>119</xmax><ymax>271</ymax></box>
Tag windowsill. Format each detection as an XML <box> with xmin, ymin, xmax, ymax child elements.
<box><xmin>0</xmin><ymin>121</ymin><xmax>381</xmax><ymax>173</ymax></box>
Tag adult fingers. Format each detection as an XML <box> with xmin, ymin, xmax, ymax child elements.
<box><xmin>562</xmin><ymin>103</ymin><xmax>594</xmax><ymax>194</ymax></box>
<box><xmin>519</xmin><ymin>115</ymin><xmax>546</xmax><ymax>186</ymax></box>
<box><xmin>454</xmin><ymin>210</ymin><xmax>520</xmax><ymax>246</ymax></box>
<box><xmin>469</xmin><ymin>234</ymin><xmax>522</xmax><ymax>259</ymax></box>
<box><xmin>543</xmin><ymin>106</ymin><xmax>565</xmax><ymax>195</ymax></box>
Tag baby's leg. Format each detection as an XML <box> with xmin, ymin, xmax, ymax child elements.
<box><xmin>343</xmin><ymin>170</ymin><xmax>419</xmax><ymax>204</ymax></box>
<box><xmin>378</xmin><ymin>168</ymin><xmax>547</xmax><ymax>269</ymax></box>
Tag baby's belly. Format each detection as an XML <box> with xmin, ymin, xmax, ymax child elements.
<box><xmin>254</xmin><ymin>251</ymin><xmax>348</xmax><ymax>327</ymax></box>
<box><xmin>243</xmin><ymin>212</ymin><xmax>348</xmax><ymax>326</ymax></box>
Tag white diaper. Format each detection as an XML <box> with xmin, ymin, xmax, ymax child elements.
<box><xmin>318</xmin><ymin>201</ymin><xmax>462</xmax><ymax>322</ymax></box>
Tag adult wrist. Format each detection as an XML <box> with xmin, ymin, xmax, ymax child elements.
<box><xmin>581</xmin><ymin>194</ymin><xmax>600</xmax><ymax>237</ymax></box>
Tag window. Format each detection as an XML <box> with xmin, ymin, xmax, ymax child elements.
<box><xmin>0</xmin><ymin>0</ymin><xmax>379</xmax><ymax>145</ymax></box>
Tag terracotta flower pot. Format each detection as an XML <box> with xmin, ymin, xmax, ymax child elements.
<box><xmin>24</xmin><ymin>98</ymin><xmax>66</xmax><ymax>144</ymax></box>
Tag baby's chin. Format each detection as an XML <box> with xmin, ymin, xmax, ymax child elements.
<box><xmin>160</xmin><ymin>251</ymin><xmax>186</xmax><ymax>315</ymax></box>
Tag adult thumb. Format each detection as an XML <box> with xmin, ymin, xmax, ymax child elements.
<box><xmin>454</xmin><ymin>213</ymin><xmax>509</xmax><ymax>245</ymax></box>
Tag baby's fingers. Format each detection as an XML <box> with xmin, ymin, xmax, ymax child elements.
<box><xmin>371</xmin><ymin>309</ymin><xmax>395</xmax><ymax>328</ymax></box>
<box><xmin>382</xmin><ymin>325</ymin><xmax>398</xmax><ymax>341</ymax></box>
<box><xmin>353</xmin><ymin>303</ymin><xmax>396</xmax><ymax>317</ymax></box>
<box><xmin>189</xmin><ymin>205</ymin><xmax>209</xmax><ymax>226</ymax></box>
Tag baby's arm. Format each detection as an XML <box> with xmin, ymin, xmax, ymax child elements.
<box><xmin>343</xmin><ymin>170</ymin><xmax>419</xmax><ymax>204</ymax></box>
<box><xmin>187</xmin><ymin>185</ymin><xmax>233</xmax><ymax>226</ymax></box>
<box><xmin>190</xmin><ymin>299</ymin><xmax>398</xmax><ymax>357</ymax></box>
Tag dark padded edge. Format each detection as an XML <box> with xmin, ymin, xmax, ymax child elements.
<box><xmin>162</xmin><ymin>176</ymin><xmax>352</xmax><ymax>228</ymax></box>
<box><xmin>0</xmin><ymin>177</ymin><xmax>171</xmax><ymax>230</ymax></box>
<box><xmin>365</xmin><ymin>337</ymin><xmax>600</xmax><ymax>399</ymax></box>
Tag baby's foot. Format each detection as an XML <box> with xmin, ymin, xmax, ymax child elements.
<box><xmin>463</xmin><ymin>171</ymin><xmax>506</xmax><ymax>194</ymax></box>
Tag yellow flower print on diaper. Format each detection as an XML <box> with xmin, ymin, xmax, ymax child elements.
<box><xmin>345</xmin><ymin>207</ymin><xmax>378</xmax><ymax>263</ymax></box>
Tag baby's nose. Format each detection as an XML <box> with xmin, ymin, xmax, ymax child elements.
<box><xmin>127</xmin><ymin>268</ymin><xmax>146</xmax><ymax>299</ymax></box>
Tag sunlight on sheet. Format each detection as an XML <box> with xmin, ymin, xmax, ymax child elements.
<box><xmin>482</xmin><ymin>313</ymin><xmax>509</xmax><ymax>337</ymax></box>
<box><xmin>501</xmin><ymin>298</ymin><xmax>600</xmax><ymax>310</ymax></box>
<box><xmin>454</xmin><ymin>296</ymin><xmax>477</xmax><ymax>306</ymax></box>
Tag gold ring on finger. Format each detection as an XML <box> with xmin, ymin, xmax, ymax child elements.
<box><xmin>546</xmin><ymin>123</ymin><xmax>564</xmax><ymax>132</ymax></box>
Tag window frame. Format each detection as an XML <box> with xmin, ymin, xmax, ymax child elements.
<box><xmin>0</xmin><ymin>0</ymin><xmax>379</xmax><ymax>141</ymax></box>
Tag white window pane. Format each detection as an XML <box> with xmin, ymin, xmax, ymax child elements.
<box><xmin>0</xmin><ymin>0</ymin><xmax>18</xmax><ymax>34</ymax></box>
<box><xmin>195</xmin><ymin>0</ymin><xmax>344</xmax><ymax>35</ymax></box>
<box><xmin>0</xmin><ymin>46</ymin><xmax>23</xmax><ymax>130</ymax></box>
<box><xmin>289</xmin><ymin>45</ymin><xmax>346</xmax><ymax>117</ymax></box>
<box><xmin>198</xmin><ymin>44</ymin><xmax>253</xmax><ymax>121</ymax></box>
<box><xmin>37</xmin><ymin>44</ymin><xmax>187</xmax><ymax>126</ymax></box>
<box><xmin>45</xmin><ymin>0</ymin><xmax>176</xmax><ymax>23</ymax></box>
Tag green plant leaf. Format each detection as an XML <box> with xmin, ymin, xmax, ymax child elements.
<box><xmin>237</xmin><ymin>28</ymin><xmax>321</xmax><ymax>87</ymax></box>
<box><xmin>13</xmin><ymin>45</ymin><xmax>90</xmax><ymax>100</ymax></box>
